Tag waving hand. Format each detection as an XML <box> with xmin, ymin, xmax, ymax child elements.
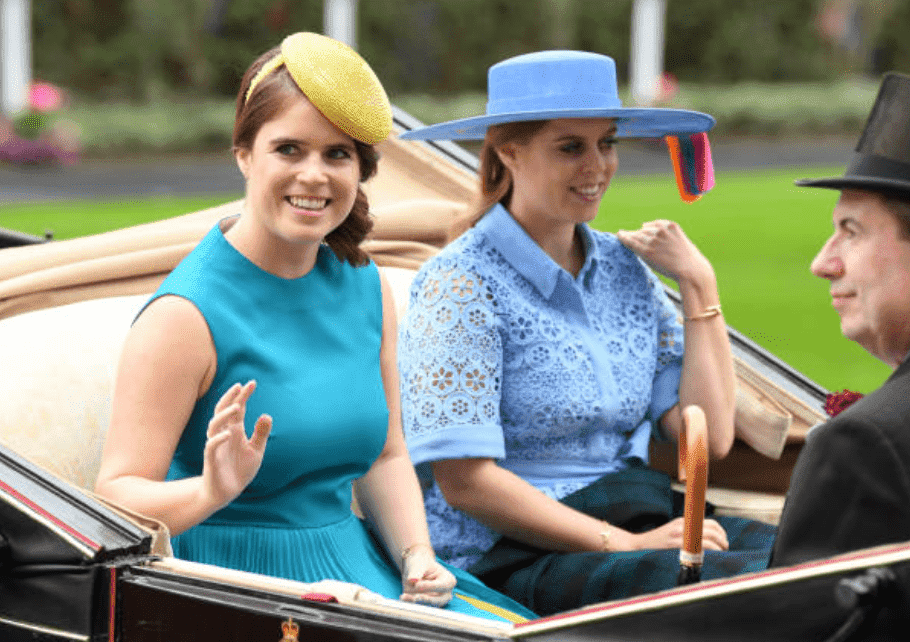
<box><xmin>202</xmin><ymin>380</ymin><xmax>272</xmax><ymax>509</ymax></box>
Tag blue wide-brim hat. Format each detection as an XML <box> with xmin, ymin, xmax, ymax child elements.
<box><xmin>400</xmin><ymin>50</ymin><xmax>714</xmax><ymax>141</ymax></box>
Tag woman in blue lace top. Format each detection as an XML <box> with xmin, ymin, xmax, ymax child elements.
<box><xmin>398</xmin><ymin>50</ymin><xmax>775</xmax><ymax>615</ymax></box>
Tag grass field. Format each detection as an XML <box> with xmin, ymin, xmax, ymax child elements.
<box><xmin>0</xmin><ymin>194</ymin><xmax>240</xmax><ymax>240</ymax></box>
<box><xmin>0</xmin><ymin>166</ymin><xmax>891</xmax><ymax>395</ymax></box>
<box><xmin>596</xmin><ymin>165</ymin><xmax>891</xmax><ymax>395</ymax></box>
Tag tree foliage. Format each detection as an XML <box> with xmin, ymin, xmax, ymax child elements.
<box><xmin>29</xmin><ymin>0</ymin><xmax>910</xmax><ymax>100</ymax></box>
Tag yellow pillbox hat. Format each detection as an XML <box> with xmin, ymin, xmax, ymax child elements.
<box><xmin>246</xmin><ymin>32</ymin><xmax>392</xmax><ymax>145</ymax></box>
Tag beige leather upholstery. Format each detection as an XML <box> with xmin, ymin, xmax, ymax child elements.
<box><xmin>0</xmin><ymin>294</ymin><xmax>145</xmax><ymax>488</ymax></box>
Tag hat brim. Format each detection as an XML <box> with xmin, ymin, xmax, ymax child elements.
<box><xmin>398</xmin><ymin>107</ymin><xmax>714</xmax><ymax>141</ymax></box>
<box><xmin>795</xmin><ymin>175</ymin><xmax>910</xmax><ymax>197</ymax></box>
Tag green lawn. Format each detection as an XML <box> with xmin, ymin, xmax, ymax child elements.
<box><xmin>0</xmin><ymin>194</ymin><xmax>240</xmax><ymax>240</ymax></box>
<box><xmin>0</xmin><ymin>168</ymin><xmax>891</xmax><ymax>395</ymax></box>
<box><xmin>596</xmin><ymin>165</ymin><xmax>891</xmax><ymax>395</ymax></box>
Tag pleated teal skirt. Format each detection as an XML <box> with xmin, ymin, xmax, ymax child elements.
<box><xmin>171</xmin><ymin>513</ymin><xmax>536</xmax><ymax>623</ymax></box>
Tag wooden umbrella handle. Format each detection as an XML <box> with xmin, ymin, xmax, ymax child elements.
<box><xmin>678</xmin><ymin>405</ymin><xmax>709</xmax><ymax>585</ymax></box>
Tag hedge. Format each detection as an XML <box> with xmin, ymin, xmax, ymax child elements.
<box><xmin>31</xmin><ymin>0</ymin><xmax>904</xmax><ymax>101</ymax></box>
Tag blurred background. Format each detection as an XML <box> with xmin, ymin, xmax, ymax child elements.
<box><xmin>1</xmin><ymin>0</ymin><xmax>906</xmax><ymax>393</ymax></box>
<box><xmin>5</xmin><ymin>0</ymin><xmax>908</xmax><ymax>155</ymax></box>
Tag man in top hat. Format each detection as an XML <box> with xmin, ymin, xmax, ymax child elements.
<box><xmin>770</xmin><ymin>72</ymin><xmax>910</xmax><ymax>567</ymax></box>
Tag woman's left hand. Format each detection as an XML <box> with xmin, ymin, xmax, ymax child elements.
<box><xmin>399</xmin><ymin>544</ymin><xmax>456</xmax><ymax>607</ymax></box>
<box><xmin>616</xmin><ymin>220</ymin><xmax>713</xmax><ymax>285</ymax></box>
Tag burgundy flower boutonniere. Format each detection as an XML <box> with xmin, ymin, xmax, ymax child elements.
<box><xmin>824</xmin><ymin>389</ymin><xmax>865</xmax><ymax>418</ymax></box>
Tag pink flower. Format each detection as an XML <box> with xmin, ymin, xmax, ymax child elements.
<box><xmin>657</xmin><ymin>72</ymin><xmax>679</xmax><ymax>103</ymax></box>
<box><xmin>824</xmin><ymin>389</ymin><xmax>864</xmax><ymax>418</ymax></box>
<box><xmin>28</xmin><ymin>82</ymin><xmax>63</xmax><ymax>113</ymax></box>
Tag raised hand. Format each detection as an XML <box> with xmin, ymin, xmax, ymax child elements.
<box><xmin>202</xmin><ymin>380</ymin><xmax>272</xmax><ymax>510</ymax></box>
<box><xmin>616</xmin><ymin>220</ymin><xmax>714</xmax><ymax>285</ymax></box>
<box><xmin>399</xmin><ymin>543</ymin><xmax>456</xmax><ymax>607</ymax></box>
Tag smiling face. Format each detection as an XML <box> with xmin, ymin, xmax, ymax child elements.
<box><xmin>496</xmin><ymin>118</ymin><xmax>618</xmax><ymax>231</ymax></box>
<box><xmin>234</xmin><ymin>93</ymin><xmax>360</xmax><ymax>272</ymax></box>
<box><xmin>810</xmin><ymin>189</ymin><xmax>910</xmax><ymax>367</ymax></box>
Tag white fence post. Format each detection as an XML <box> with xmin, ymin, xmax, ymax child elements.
<box><xmin>0</xmin><ymin>0</ymin><xmax>31</xmax><ymax>116</ymax></box>
<box><xmin>630</xmin><ymin>0</ymin><xmax>666</xmax><ymax>106</ymax></box>
<box><xmin>324</xmin><ymin>0</ymin><xmax>358</xmax><ymax>49</ymax></box>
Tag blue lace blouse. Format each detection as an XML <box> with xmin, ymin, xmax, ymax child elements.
<box><xmin>399</xmin><ymin>204</ymin><xmax>685</xmax><ymax>569</ymax></box>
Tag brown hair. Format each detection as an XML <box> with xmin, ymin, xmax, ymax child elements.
<box><xmin>233</xmin><ymin>47</ymin><xmax>378</xmax><ymax>266</ymax></box>
<box><xmin>881</xmin><ymin>193</ymin><xmax>910</xmax><ymax>241</ymax></box>
<box><xmin>448</xmin><ymin>120</ymin><xmax>550</xmax><ymax>240</ymax></box>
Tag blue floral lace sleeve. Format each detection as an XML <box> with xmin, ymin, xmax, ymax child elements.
<box><xmin>399</xmin><ymin>248</ymin><xmax>506</xmax><ymax>471</ymax></box>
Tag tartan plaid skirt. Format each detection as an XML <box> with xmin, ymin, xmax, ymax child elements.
<box><xmin>468</xmin><ymin>464</ymin><xmax>776</xmax><ymax>616</ymax></box>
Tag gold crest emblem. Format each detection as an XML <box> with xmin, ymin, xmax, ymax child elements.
<box><xmin>280</xmin><ymin>617</ymin><xmax>299</xmax><ymax>642</ymax></box>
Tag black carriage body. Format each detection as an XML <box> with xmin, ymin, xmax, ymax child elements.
<box><xmin>0</xmin><ymin>441</ymin><xmax>511</xmax><ymax>642</ymax></box>
<box><xmin>117</xmin><ymin>565</ymin><xmax>509</xmax><ymax>642</ymax></box>
<box><xmin>0</xmin><ymin>444</ymin><xmax>148</xmax><ymax>641</ymax></box>
<box><xmin>513</xmin><ymin>544</ymin><xmax>910</xmax><ymax>641</ymax></box>
<box><xmin>0</xmin><ymin>227</ymin><xmax>47</xmax><ymax>249</ymax></box>
<box><xmin>1</xmin><ymin>564</ymin><xmax>113</xmax><ymax>642</ymax></box>
<box><xmin>4</xmin><ymin>433</ymin><xmax>910</xmax><ymax>642</ymax></box>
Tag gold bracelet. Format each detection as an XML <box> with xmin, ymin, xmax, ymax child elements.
<box><xmin>599</xmin><ymin>523</ymin><xmax>611</xmax><ymax>552</ymax></box>
<box><xmin>684</xmin><ymin>304</ymin><xmax>722</xmax><ymax>321</ymax></box>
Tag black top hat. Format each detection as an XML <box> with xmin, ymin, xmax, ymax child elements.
<box><xmin>797</xmin><ymin>72</ymin><xmax>910</xmax><ymax>197</ymax></box>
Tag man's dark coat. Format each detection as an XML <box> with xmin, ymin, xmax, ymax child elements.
<box><xmin>770</xmin><ymin>356</ymin><xmax>910</xmax><ymax>567</ymax></box>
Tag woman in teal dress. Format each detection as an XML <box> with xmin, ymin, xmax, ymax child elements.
<box><xmin>94</xmin><ymin>32</ymin><xmax>533</xmax><ymax>623</ymax></box>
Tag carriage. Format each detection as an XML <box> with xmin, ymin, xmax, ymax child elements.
<box><xmin>1</xmin><ymin>107</ymin><xmax>907</xmax><ymax>641</ymax></box>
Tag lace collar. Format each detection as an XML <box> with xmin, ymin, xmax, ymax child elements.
<box><xmin>475</xmin><ymin>203</ymin><xmax>597</xmax><ymax>299</ymax></box>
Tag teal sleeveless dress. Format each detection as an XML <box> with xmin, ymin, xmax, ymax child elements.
<box><xmin>146</xmin><ymin>221</ymin><xmax>534</xmax><ymax>623</ymax></box>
